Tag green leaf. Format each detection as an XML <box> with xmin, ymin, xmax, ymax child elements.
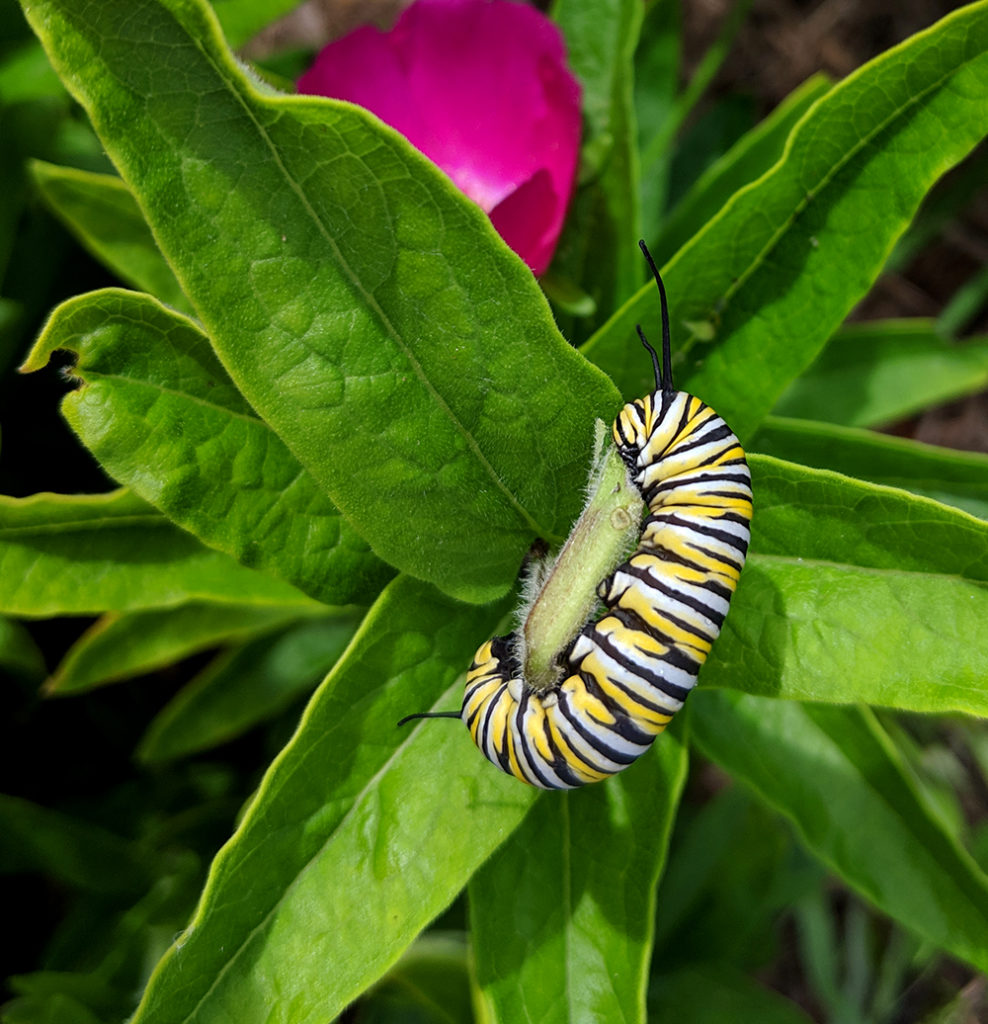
<box><xmin>752</xmin><ymin>416</ymin><xmax>988</xmax><ymax>520</ymax></box>
<box><xmin>47</xmin><ymin>601</ymin><xmax>324</xmax><ymax>695</ymax></box>
<box><xmin>0</xmin><ymin>615</ymin><xmax>45</xmax><ymax>680</ymax></box>
<box><xmin>0</xmin><ymin>489</ymin><xmax>319</xmax><ymax>616</ymax></box>
<box><xmin>652</xmin><ymin>784</ymin><xmax>821</xmax><ymax>970</ymax></box>
<box><xmin>583</xmin><ymin>2</ymin><xmax>988</xmax><ymax>441</ymax></box>
<box><xmin>699</xmin><ymin>456</ymin><xmax>988</xmax><ymax>714</ymax></box>
<box><xmin>137</xmin><ymin>611</ymin><xmax>362</xmax><ymax>762</ymax></box>
<box><xmin>692</xmin><ymin>695</ymin><xmax>988</xmax><ymax>973</ymax></box>
<box><xmin>130</xmin><ymin>575</ymin><xmax>534</xmax><ymax>1024</ymax></box>
<box><xmin>29</xmin><ymin>161</ymin><xmax>191</xmax><ymax>312</ymax></box>
<box><xmin>749</xmin><ymin>454</ymin><xmax>988</xmax><ymax>582</ymax></box>
<box><xmin>470</xmin><ymin>730</ymin><xmax>687</xmax><ymax>1024</ymax></box>
<box><xmin>20</xmin><ymin>0</ymin><xmax>620</xmax><ymax>604</ymax></box>
<box><xmin>1</xmin><ymin>992</ymin><xmax>106</xmax><ymax>1024</ymax></box>
<box><xmin>710</xmin><ymin>553</ymin><xmax>988</xmax><ymax>715</ymax></box>
<box><xmin>0</xmin><ymin>38</ymin><xmax>63</xmax><ymax>103</ymax></box>
<box><xmin>638</xmin><ymin>0</ymin><xmax>753</xmax><ymax>197</ymax></box>
<box><xmin>652</xmin><ymin>73</ymin><xmax>832</xmax><ymax>265</ymax></box>
<box><xmin>939</xmin><ymin>259</ymin><xmax>988</xmax><ymax>337</ymax></box>
<box><xmin>356</xmin><ymin>934</ymin><xmax>472</xmax><ymax>1024</ymax></box>
<box><xmin>772</xmin><ymin>320</ymin><xmax>988</xmax><ymax>428</ymax></box>
<box><xmin>648</xmin><ymin>964</ymin><xmax>816</xmax><ymax>1024</ymax></box>
<box><xmin>885</xmin><ymin>143</ymin><xmax>988</xmax><ymax>272</ymax></box>
<box><xmin>23</xmin><ymin>289</ymin><xmax>392</xmax><ymax>605</ymax></box>
<box><xmin>551</xmin><ymin>0</ymin><xmax>644</xmax><ymax>335</ymax></box>
<box><xmin>0</xmin><ymin>793</ymin><xmax>149</xmax><ymax>893</ymax></box>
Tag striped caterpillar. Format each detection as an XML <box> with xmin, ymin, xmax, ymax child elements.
<box><xmin>401</xmin><ymin>241</ymin><xmax>752</xmax><ymax>789</ymax></box>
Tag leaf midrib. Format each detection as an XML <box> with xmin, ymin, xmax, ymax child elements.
<box><xmin>176</xmin><ymin>20</ymin><xmax>550</xmax><ymax>540</ymax></box>
<box><xmin>748</xmin><ymin>551</ymin><xmax>988</xmax><ymax>586</ymax></box>
<box><xmin>678</xmin><ymin>17</ymin><xmax>984</xmax><ymax>336</ymax></box>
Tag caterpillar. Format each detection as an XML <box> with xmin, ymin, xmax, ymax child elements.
<box><xmin>400</xmin><ymin>240</ymin><xmax>752</xmax><ymax>789</ymax></box>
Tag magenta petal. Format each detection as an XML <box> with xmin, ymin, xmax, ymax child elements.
<box><xmin>298</xmin><ymin>0</ymin><xmax>582</xmax><ymax>274</ymax></box>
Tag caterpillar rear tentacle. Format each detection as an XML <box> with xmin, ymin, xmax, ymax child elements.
<box><xmin>400</xmin><ymin>240</ymin><xmax>752</xmax><ymax>789</ymax></box>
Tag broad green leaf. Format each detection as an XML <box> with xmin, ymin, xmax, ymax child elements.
<box><xmin>130</xmin><ymin>575</ymin><xmax>534</xmax><ymax>1024</ymax></box>
<box><xmin>551</xmin><ymin>0</ymin><xmax>644</xmax><ymax>335</ymax></box>
<box><xmin>23</xmin><ymin>289</ymin><xmax>392</xmax><ymax>606</ymax></box>
<box><xmin>700</xmin><ymin>456</ymin><xmax>988</xmax><ymax>714</ymax></box>
<box><xmin>137</xmin><ymin>612</ymin><xmax>362</xmax><ymax>762</ymax></box>
<box><xmin>583</xmin><ymin>2</ymin><xmax>988</xmax><ymax>441</ymax></box>
<box><xmin>652</xmin><ymin>73</ymin><xmax>832</xmax><ymax>265</ymax></box>
<box><xmin>648</xmin><ymin>964</ymin><xmax>815</xmax><ymax>1024</ymax></box>
<box><xmin>772</xmin><ymin>320</ymin><xmax>988</xmax><ymax>428</ymax></box>
<box><xmin>709</xmin><ymin>553</ymin><xmax>988</xmax><ymax>715</ymax></box>
<box><xmin>749</xmin><ymin>454</ymin><xmax>988</xmax><ymax>582</ymax></box>
<box><xmin>692</xmin><ymin>695</ymin><xmax>988</xmax><ymax>973</ymax></box>
<box><xmin>752</xmin><ymin>416</ymin><xmax>988</xmax><ymax>520</ymax></box>
<box><xmin>29</xmin><ymin>161</ymin><xmax>190</xmax><ymax>312</ymax></box>
<box><xmin>20</xmin><ymin>0</ymin><xmax>621</xmax><ymax>604</ymax></box>
<box><xmin>47</xmin><ymin>601</ymin><xmax>325</xmax><ymax>695</ymax></box>
<box><xmin>0</xmin><ymin>793</ymin><xmax>149</xmax><ymax>893</ymax></box>
<box><xmin>885</xmin><ymin>143</ymin><xmax>988</xmax><ymax>272</ymax></box>
<box><xmin>0</xmin><ymin>490</ymin><xmax>319</xmax><ymax>616</ymax></box>
<box><xmin>470</xmin><ymin>729</ymin><xmax>687</xmax><ymax>1024</ymax></box>
<box><xmin>0</xmin><ymin>614</ymin><xmax>45</xmax><ymax>679</ymax></box>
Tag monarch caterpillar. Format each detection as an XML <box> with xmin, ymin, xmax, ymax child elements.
<box><xmin>401</xmin><ymin>241</ymin><xmax>752</xmax><ymax>789</ymax></box>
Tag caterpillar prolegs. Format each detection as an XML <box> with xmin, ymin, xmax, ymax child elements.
<box><xmin>401</xmin><ymin>241</ymin><xmax>752</xmax><ymax>789</ymax></box>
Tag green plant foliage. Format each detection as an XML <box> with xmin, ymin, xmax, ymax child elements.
<box><xmin>584</xmin><ymin>2</ymin><xmax>988</xmax><ymax>439</ymax></box>
<box><xmin>753</xmin><ymin>416</ymin><xmax>988</xmax><ymax>520</ymax></box>
<box><xmin>353</xmin><ymin>934</ymin><xmax>473</xmax><ymax>1024</ymax></box>
<box><xmin>693</xmin><ymin>695</ymin><xmax>988</xmax><ymax>972</ymax></box>
<box><xmin>5</xmin><ymin>0</ymin><xmax>988</xmax><ymax>1021</ymax></box>
<box><xmin>551</xmin><ymin>0</ymin><xmax>644</xmax><ymax>332</ymax></box>
<box><xmin>29</xmin><ymin>161</ymin><xmax>191</xmax><ymax>312</ymax></box>
<box><xmin>649</xmin><ymin>964</ymin><xmax>816</xmax><ymax>1024</ymax></box>
<box><xmin>47</xmin><ymin>601</ymin><xmax>329</xmax><ymax>694</ymax></box>
<box><xmin>0</xmin><ymin>490</ymin><xmax>319</xmax><ymax>616</ymax></box>
<box><xmin>470</xmin><ymin>730</ymin><xmax>687</xmax><ymax>1023</ymax></box>
<box><xmin>773</xmin><ymin>320</ymin><xmax>988</xmax><ymax>428</ymax></box>
<box><xmin>137</xmin><ymin>612</ymin><xmax>362</xmax><ymax>762</ymax></box>
<box><xmin>651</xmin><ymin>73</ymin><xmax>831</xmax><ymax>265</ymax></box>
<box><xmin>0</xmin><ymin>614</ymin><xmax>45</xmax><ymax>679</ymax></box>
<box><xmin>19</xmin><ymin>0</ymin><xmax>619</xmax><ymax>604</ymax></box>
<box><xmin>130</xmin><ymin>575</ymin><xmax>532</xmax><ymax>1024</ymax></box>
<box><xmin>23</xmin><ymin>289</ymin><xmax>392</xmax><ymax>605</ymax></box>
<box><xmin>0</xmin><ymin>793</ymin><xmax>150</xmax><ymax>893</ymax></box>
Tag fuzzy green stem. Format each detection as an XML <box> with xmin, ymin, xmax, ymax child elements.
<box><xmin>523</xmin><ymin>425</ymin><xmax>644</xmax><ymax>690</ymax></box>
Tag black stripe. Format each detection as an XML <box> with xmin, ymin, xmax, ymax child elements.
<box><xmin>514</xmin><ymin>690</ymin><xmax>562</xmax><ymax>789</ymax></box>
<box><xmin>577</xmin><ymin>671</ymin><xmax>660</xmax><ymax>745</ymax></box>
<box><xmin>646</xmin><ymin>512</ymin><xmax>749</xmax><ymax>552</ymax></box>
<box><xmin>557</xmin><ymin>696</ymin><xmax>640</xmax><ymax>766</ymax></box>
<box><xmin>635</xmin><ymin>540</ymin><xmax>711</xmax><ymax>575</ymax></box>
<box><xmin>664</xmin><ymin>421</ymin><xmax>733</xmax><ymax>457</ymax></box>
<box><xmin>588</xmin><ymin>614</ymin><xmax>696</xmax><ymax>702</ymax></box>
<box><xmin>649</xmin><ymin>469</ymin><xmax>750</xmax><ymax>495</ymax></box>
<box><xmin>614</xmin><ymin>560</ymin><xmax>727</xmax><ymax>628</ymax></box>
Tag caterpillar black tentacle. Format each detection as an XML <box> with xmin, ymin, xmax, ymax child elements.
<box><xmin>402</xmin><ymin>241</ymin><xmax>752</xmax><ymax>789</ymax></box>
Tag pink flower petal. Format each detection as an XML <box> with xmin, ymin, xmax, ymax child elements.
<box><xmin>298</xmin><ymin>0</ymin><xmax>582</xmax><ymax>275</ymax></box>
